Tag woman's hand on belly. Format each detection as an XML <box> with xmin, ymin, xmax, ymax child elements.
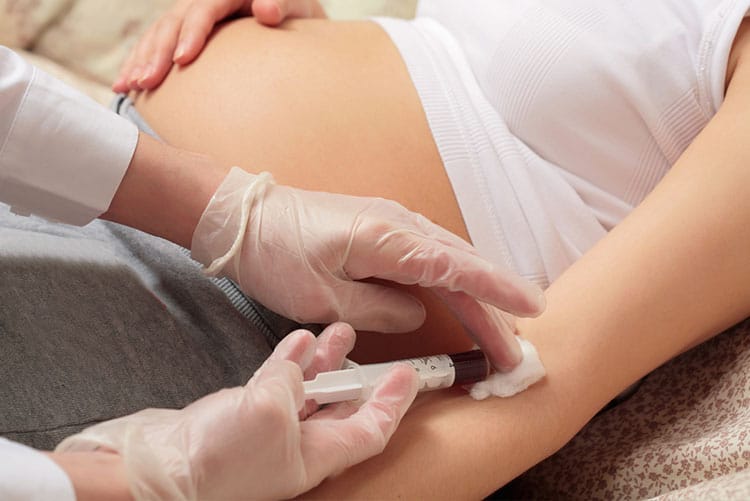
<box><xmin>113</xmin><ymin>0</ymin><xmax>326</xmax><ymax>93</ymax></box>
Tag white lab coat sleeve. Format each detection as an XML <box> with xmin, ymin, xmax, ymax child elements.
<box><xmin>0</xmin><ymin>438</ymin><xmax>76</xmax><ymax>501</ymax></box>
<box><xmin>0</xmin><ymin>45</ymin><xmax>138</xmax><ymax>226</ymax></box>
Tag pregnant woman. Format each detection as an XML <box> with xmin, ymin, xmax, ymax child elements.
<box><xmin>116</xmin><ymin>0</ymin><xmax>750</xmax><ymax>497</ymax></box>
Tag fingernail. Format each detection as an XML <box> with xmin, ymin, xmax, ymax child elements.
<box><xmin>137</xmin><ymin>65</ymin><xmax>153</xmax><ymax>86</ymax></box>
<box><xmin>328</xmin><ymin>322</ymin><xmax>356</xmax><ymax>352</ymax></box>
<box><xmin>112</xmin><ymin>76</ymin><xmax>126</xmax><ymax>91</ymax></box>
<box><xmin>518</xmin><ymin>282</ymin><xmax>545</xmax><ymax>314</ymax></box>
<box><xmin>271</xmin><ymin>329</ymin><xmax>307</xmax><ymax>360</ymax></box>
<box><xmin>504</xmin><ymin>337</ymin><xmax>523</xmax><ymax>371</ymax></box>
<box><xmin>495</xmin><ymin>313</ymin><xmax>523</xmax><ymax>371</ymax></box>
<box><xmin>129</xmin><ymin>66</ymin><xmax>142</xmax><ymax>86</ymax></box>
<box><xmin>174</xmin><ymin>42</ymin><xmax>187</xmax><ymax>61</ymax></box>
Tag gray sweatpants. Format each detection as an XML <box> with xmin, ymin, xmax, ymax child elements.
<box><xmin>0</xmin><ymin>96</ymin><xmax>303</xmax><ymax>450</ymax></box>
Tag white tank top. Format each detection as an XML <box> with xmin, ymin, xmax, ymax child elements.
<box><xmin>419</xmin><ymin>0</ymin><xmax>748</xmax><ymax>229</ymax></box>
<box><xmin>376</xmin><ymin>1</ymin><xmax>749</xmax><ymax>285</ymax></box>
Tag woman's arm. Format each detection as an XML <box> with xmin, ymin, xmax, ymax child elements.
<box><xmin>306</xmin><ymin>27</ymin><xmax>750</xmax><ymax>499</ymax></box>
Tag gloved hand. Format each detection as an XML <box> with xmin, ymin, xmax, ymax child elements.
<box><xmin>56</xmin><ymin>323</ymin><xmax>418</xmax><ymax>500</ymax></box>
<box><xmin>113</xmin><ymin>0</ymin><xmax>326</xmax><ymax>92</ymax></box>
<box><xmin>192</xmin><ymin>167</ymin><xmax>545</xmax><ymax>370</ymax></box>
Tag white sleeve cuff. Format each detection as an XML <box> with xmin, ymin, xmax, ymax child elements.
<box><xmin>0</xmin><ymin>46</ymin><xmax>138</xmax><ymax>226</ymax></box>
<box><xmin>0</xmin><ymin>438</ymin><xmax>76</xmax><ymax>501</ymax></box>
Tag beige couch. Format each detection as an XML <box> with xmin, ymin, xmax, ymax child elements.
<box><xmin>2</xmin><ymin>0</ymin><xmax>416</xmax><ymax>104</ymax></box>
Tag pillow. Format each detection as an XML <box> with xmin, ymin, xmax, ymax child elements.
<box><xmin>33</xmin><ymin>0</ymin><xmax>172</xmax><ymax>85</ymax></box>
<box><xmin>322</xmin><ymin>0</ymin><xmax>417</xmax><ymax>20</ymax></box>
<box><xmin>0</xmin><ymin>0</ymin><xmax>72</xmax><ymax>49</ymax></box>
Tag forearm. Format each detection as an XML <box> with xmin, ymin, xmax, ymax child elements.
<box><xmin>305</xmin><ymin>304</ymin><xmax>598</xmax><ymax>499</ymax></box>
<box><xmin>102</xmin><ymin>132</ymin><xmax>230</xmax><ymax>248</ymax></box>
<box><xmin>309</xmin><ymin>56</ymin><xmax>750</xmax><ymax>500</ymax></box>
<box><xmin>46</xmin><ymin>451</ymin><xmax>133</xmax><ymax>501</ymax></box>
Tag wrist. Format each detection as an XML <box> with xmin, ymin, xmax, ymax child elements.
<box><xmin>46</xmin><ymin>451</ymin><xmax>134</xmax><ymax>501</ymax></box>
<box><xmin>191</xmin><ymin>167</ymin><xmax>275</xmax><ymax>271</ymax></box>
<box><xmin>103</xmin><ymin>132</ymin><xmax>230</xmax><ymax>248</ymax></box>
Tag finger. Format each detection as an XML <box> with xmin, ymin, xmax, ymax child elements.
<box><xmin>259</xmin><ymin>332</ymin><xmax>316</xmax><ymax>419</ymax></box>
<box><xmin>135</xmin><ymin>15</ymin><xmax>184</xmax><ymax>89</ymax></box>
<box><xmin>125</xmin><ymin>18</ymin><xmax>176</xmax><ymax>92</ymax></box>
<box><xmin>113</xmin><ymin>30</ymin><xmax>150</xmax><ymax>91</ymax></box>
<box><xmin>301</xmin><ymin>363</ymin><xmax>418</xmax><ymax>482</ymax></box>
<box><xmin>249</xmin><ymin>358</ymin><xmax>305</xmax><ymax>416</ymax></box>
<box><xmin>410</xmin><ymin>210</ymin><xmax>483</xmax><ymax>254</ymax></box>
<box><xmin>362</xmin><ymin>198</ymin><xmax>482</xmax><ymax>255</ymax></box>
<box><xmin>303</xmin><ymin>322</ymin><xmax>355</xmax><ymax>379</ymax></box>
<box><xmin>433</xmin><ymin>288</ymin><xmax>522</xmax><ymax>371</ymax></box>
<box><xmin>126</xmin><ymin>29</ymin><xmax>159</xmax><ymax>91</ymax></box>
<box><xmin>304</xmin><ymin>398</ymin><xmax>359</xmax><ymax>421</ymax></box>
<box><xmin>175</xmin><ymin>0</ymin><xmax>247</xmax><ymax>64</ymax></box>
<box><xmin>253</xmin><ymin>0</ymin><xmax>326</xmax><ymax>26</ymax></box>
<box><xmin>112</xmin><ymin>53</ymin><xmax>137</xmax><ymax>92</ymax></box>
<box><xmin>348</xmin><ymin>229</ymin><xmax>545</xmax><ymax>317</ymax></box>
<box><xmin>329</xmin><ymin>280</ymin><xmax>426</xmax><ymax>333</ymax></box>
<box><xmin>267</xmin><ymin>329</ymin><xmax>316</xmax><ymax>367</ymax></box>
<box><xmin>298</xmin><ymin>322</ymin><xmax>356</xmax><ymax>418</ymax></box>
<box><xmin>295</xmin><ymin>322</ymin><xmax>355</xmax><ymax>417</ymax></box>
<box><xmin>113</xmin><ymin>13</ymin><xmax>163</xmax><ymax>91</ymax></box>
<box><xmin>253</xmin><ymin>358</ymin><xmax>303</xmax><ymax>389</ymax></box>
<box><xmin>112</xmin><ymin>44</ymin><xmax>137</xmax><ymax>91</ymax></box>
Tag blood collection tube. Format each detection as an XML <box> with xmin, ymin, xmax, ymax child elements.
<box><xmin>303</xmin><ymin>349</ymin><xmax>491</xmax><ymax>405</ymax></box>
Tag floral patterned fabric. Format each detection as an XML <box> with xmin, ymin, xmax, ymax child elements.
<box><xmin>505</xmin><ymin>319</ymin><xmax>750</xmax><ymax>500</ymax></box>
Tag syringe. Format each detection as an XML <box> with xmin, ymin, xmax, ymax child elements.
<box><xmin>303</xmin><ymin>349</ymin><xmax>490</xmax><ymax>405</ymax></box>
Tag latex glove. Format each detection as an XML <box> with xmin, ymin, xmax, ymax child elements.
<box><xmin>113</xmin><ymin>0</ymin><xmax>325</xmax><ymax>92</ymax></box>
<box><xmin>192</xmin><ymin>167</ymin><xmax>545</xmax><ymax>370</ymax></box>
<box><xmin>56</xmin><ymin>323</ymin><xmax>418</xmax><ymax>500</ymax></box>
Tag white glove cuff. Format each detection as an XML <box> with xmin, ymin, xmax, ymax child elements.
<box><xmin>191</xmin><ymin>167</ymin><xmax>274</xmax><ymax>278</ymax></box>
<box><xmin>56</xmin><ymin>409</ymin><xmax>194</xmax><ymax>501</ymax></box>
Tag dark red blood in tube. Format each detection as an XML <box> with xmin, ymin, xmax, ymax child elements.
<box><xmin>449</xmin><ymin>350</ymin><xmax>490</xmax><ymax>385</ymax></box>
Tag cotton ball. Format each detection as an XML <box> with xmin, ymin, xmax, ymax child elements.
<box><xmin>469</xmin><ymin>338</ymin><xmax>545</xmax><ymax>400</ymax></box>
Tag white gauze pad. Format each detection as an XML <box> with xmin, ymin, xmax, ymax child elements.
<box><xmin>468</xmin><ymin>338</ymin><xmax>546</xmax><ymax>400</ymax></box>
